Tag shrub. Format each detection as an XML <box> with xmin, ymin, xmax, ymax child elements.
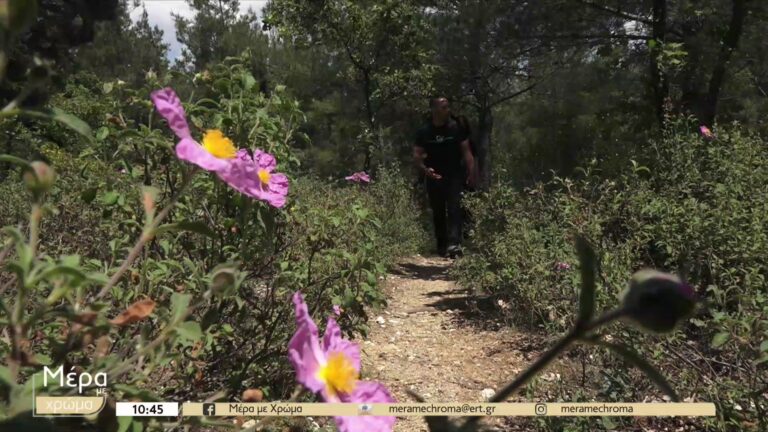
<box><xmin>0</xmin><ymin>54</ymin><xmax>427</xmax><ymax>431</ymax></box>
<box><xmin>454</xmin><ymin>118</ymin><xmax>768</xmax><ymax>431</ymax></box>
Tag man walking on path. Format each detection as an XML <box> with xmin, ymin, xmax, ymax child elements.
<box><xmin>413</xmin><ymin>97</ymin><xmax>476</xmax><ymax>258</ymax></box>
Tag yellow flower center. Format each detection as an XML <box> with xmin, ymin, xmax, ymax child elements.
<box><xmin>202</xmin><ymin>129</ymin><xmax>237</xmax><ymax>159</ymax></box>
<box><xmin>316</xmin><ymin>352</ymin><xmax>358</xmax><ymax>396</ymax></box>
<box><xmin>258</xmin><ymin>169</ymin><xmax>271</xmax><ymax>185</ymax></box>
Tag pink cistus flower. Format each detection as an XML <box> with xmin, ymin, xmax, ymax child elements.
<box><xmin>554</xmin><ymin>262</ymin><xmax>571</xmax><ymax>271</ymax></box>
<box><xmin>151</xmin><ymin>88</ymin><xmax>289</xmax><ymax>208</ymax></box>
<box><xmin>288</xmin><ymin>292</ymin><xmax>396</xmax><ymax>432</ymax></box>
<box><xmin>345</xmin><ymin>171</ymin><xmax>371</xmax><ymax>184</ymax></box>
<box><xmin>332</xmin><ymin>305</ymin><xmax>342</xmax><ymax>316</ymax></box>
<box><xmin>151</xmin><ymin>88</ymin><xmax>235</xmax><ymax>172</ymax></box>
<box><xmin>699</xmin><ymin>125</ymin><xmax>714</xmax><ymax>139</ymax></box>
<box><xmin>222</xmin><ymin>149</ymin><xmax>290</xmax><ymax>208</ymax></box>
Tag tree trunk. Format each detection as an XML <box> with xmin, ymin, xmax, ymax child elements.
<box><xmin>700</xmin><ymin>0</ymin><xmax>748</xmax><ymax>127</ymax></box>
<box><xmin>649</xmin><ymin>0</ymin><xmax>669</xmax><ymax>128</ymax></box>
<box><xmin>475</xmin><ymin>106</ymin><xmax>493</xmax><ymax>190</ymax></box>
<box><xmin>362</xmin><ymin>69</ymin><xmax>376</xmax><ymax>171</ymax></box>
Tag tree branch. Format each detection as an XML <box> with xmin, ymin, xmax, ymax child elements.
<box><xmin>490</xmin><ymin>82</ymin><xmax>537</xmax><ymax>107</ymax></box>
<box><xmin>574</xmin><ymin>0</ymin><xmax>653</xmax><ymax>25</ymax></box>
<box><xmin>537</xmin><ymin>33</ymin><xmax>653</xmax><ymax>41</ymax></box>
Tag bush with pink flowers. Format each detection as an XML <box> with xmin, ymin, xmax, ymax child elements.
<box><xmin>0</xmin><ymin>54</ymin><xmax>427</xmax><ymax>431</ymax></box>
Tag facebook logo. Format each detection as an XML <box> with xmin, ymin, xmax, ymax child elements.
<box><xmin>203</xmin><ymin>403</ymin><xmax>216</xmax><ymax>416</ymax></box>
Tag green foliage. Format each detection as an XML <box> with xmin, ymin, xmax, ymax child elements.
<box><xmin>0</xmin><ymin>48</ymin><xmax>427</xmax><ymax>430</ymax></box>
<box><xmin>174</xmin><ymin>0</ymin><xmax>269</xmax><ymax>74</ymax></box>
<box><xmin>72</xmin><ymin>2</ymin><xmax>169</xmax><ymax>87</ymax></box>
<box><xmin>454</xmin><ymin>118</ymin><xmax>768</xmax><ymax>430</ymax></box>
<box><xmin>265</xmin><ymin>0</ymin><xmax>435</xmax><ymax>168</ymax></box>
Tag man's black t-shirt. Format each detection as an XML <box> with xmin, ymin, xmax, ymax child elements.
<box><xmin>414</xmin><ymin>118</ymin><xmax>468</xmax><ymax>176</ymax></box>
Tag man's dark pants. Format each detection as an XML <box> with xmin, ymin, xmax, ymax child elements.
<box><xmin>426</xmin><ymin>174</ymin><xmax>463</xmax><ymax>254</ymax></box>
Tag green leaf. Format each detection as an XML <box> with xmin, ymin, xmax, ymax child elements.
<box><xmin>157</xmin><ymin>221</ymin><xmax>216</xmax><ymax>238</ymax></box>
<box><xmin>34</xmin><ymin>264</ymin><xmax>87</xmax><ymax>284</ymax></box>
<box><xmin>170</xmin><ymin>293</ymin><xmax>191</xmax><ymax>322</ymax></box>
<box><xmin>112</xmin><ymin>384</ymin><xmax>160</xmax><ymax>401</ymax></box>
<box><xmin>100</xmin><ymin>191</ymin><xmax>119</xmax><ymax>206</ymax></box>
<box><xmin>1</xmin><ymin>226</ymin><xmax>25</xmax><ymax>244</ymax></box>
<box><xmin>102</xmin><ymin>83</ymin><xmax>114</xmax><ymax>94</ymax></box>
<box><xmin>86</xmin><ymin>272</ymin><xmax>109</xmax><ymax>284</ymax></box>
<box><xmin>0</xmin><ymin>154</ymin><xmax>32</xmax><ymax>170</ymax></box>
<box><xmin>241</xmin><ymin>73</ymin><xmax>257</xmax><ymax>91</ymax></box>
<box><xmin>194</xmin><ymin>98</ymin><xmax>221</xmax><ymax>109</ymax></box>
<box><xmin>594</xmin><ymin>339</ymin><xmax>679</xmax><ymax>402</ymax></box>
<box><xmin>49</xmin><ymin>108</ymin><xmax>93</xmax><ymax>141</ymax></box>
<box><xmin>2</xmin><ymin>227</ymin><xmax>32</xmax><ymax>274</ymax></box>
<box><xmin>95</xmin><ymin>127</ymin><xmax>110</xmax><ymax>141</ymax></box>
<box><xmin>575</xmin><ymin>235</ymin><xmax>596</xmax><ymax>325</ymax></box>
<box><xmin>117</xmin><ymin>417</ymin><xmax>133</xmax><ymax>432</ymax></box>
<box><xmin>33</xmin><ymin>353</ymin><xmax>51</xmax><ymax>366</ymax></box>
<box><xmin>23</xmin><ymin>370</ymin><xmax>49</xmax><ymax>392</ymax></box>
<box><xmin>760</xmin><ymin>340</ymin><xmax>768</xmax><ymax>352</ymax></box>
<box><xmin>601</xmin><ymin>416</ymin><xmax>617</xmax><ymax>429</ymax></box>
<box><xmin>60</xmin><ymin>255</ymin><xmax>81</xmax><ymax>267</ymax></box>
<box><xmin>81</xmin><ymin>187</ymin><xmax>98</xmax><ymax>204</ymax></box>
<box><xmin>0</xmin><ymin>365</ymin><xmax>12</xmax><ymax>389</ymax></box>
<box><xmin>175</xmin><ymin>321</ymin><xmax>203</xmax><ymax>344</ymax></box>
<box><xmin>711</xmin><ymin>332</ymin><xmax>730</xmax><ymax>348</ymax></box>
<box><xmin>190</xmin><ymin>115</ymin><xmax>204</xmax><ymax>129</ymax></box>
<box><xmin>131</xmin><ymin>420</ymin><xmax>143</xmax><ymax>432</ymax></box>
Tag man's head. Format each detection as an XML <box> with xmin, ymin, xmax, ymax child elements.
<box><xmin>430</xmin><ymin>96</ymin><xmax>450</xmax><ymax>123</ymax></box>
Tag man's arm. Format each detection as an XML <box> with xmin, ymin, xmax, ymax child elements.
<box><xmin>413</xmin><ymin>145</ymin><xmax>442</xmax><ymax>180</ymax></box>
<box><xmin>460</xmin><ymin>139</ymin><xmax>476</xmax><ymax>187</ymax></box>
<box><xmin>413</xmin><ymin>145</ymin><xmax>427</xmax><ymax>171</ymax></box>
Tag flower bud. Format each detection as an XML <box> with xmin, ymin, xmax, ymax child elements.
<box><xmin>141</xmin><ymin>186</ymin><xmax>157</xmax><ymax>218</ymax></box>
<box><xmin>145</xmin><ymin>69</ymin><xmax>157</xmax><ymax>82</ymax></box>
<box><xmin>622</xmin><ymin>269</ymin><xmax>695</xmax><ymax>333</ymax></box>
<box><xmin>23</xmin><ymin>161</ymin><xmax>56</xmax><ymax>195</ymax></box>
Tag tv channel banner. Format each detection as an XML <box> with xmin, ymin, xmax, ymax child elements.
<box><xmin>179</xmin><ymin>402</ymin><xmax>717</xmax><ymax>417</ymax></box>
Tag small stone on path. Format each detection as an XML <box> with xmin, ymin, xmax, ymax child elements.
<box><xmin>481</xmin><ymin>388</ymin><xmax>495</xmax><ymax>401</ymax></box>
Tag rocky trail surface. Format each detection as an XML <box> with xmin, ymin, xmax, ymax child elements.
<box><xmin>361</xmin><ymin>255</ymin><xmax>548</xmax><ymax>432</ymax></box>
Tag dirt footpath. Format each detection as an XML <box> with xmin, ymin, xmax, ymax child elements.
<box><xmin>361</xmin><ymin>255</ymin><xmax>543</xmax><ymax>432</ymax></box>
